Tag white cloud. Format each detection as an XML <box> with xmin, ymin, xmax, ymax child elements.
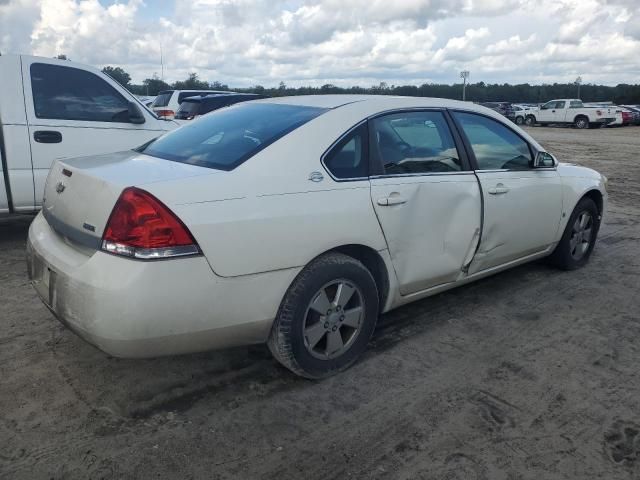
<box><xmin>0</xmin><ymin>0</ymin><xmax>639</xmax><ymax>86</ymax></box>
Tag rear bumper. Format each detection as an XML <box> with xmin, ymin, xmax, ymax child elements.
<box><xmin>27</xmin><ymin>212</ymin><xmax>299</xmax><ymax>358</ymax></box>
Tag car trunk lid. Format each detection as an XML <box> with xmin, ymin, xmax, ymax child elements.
<box><xmin>42</xmin><ymin>151</ymin><xmax>216</xmax><ymax>250</ymax></box>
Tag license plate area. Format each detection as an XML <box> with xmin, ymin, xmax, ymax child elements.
<box><xmin>29</xmin><ymin>251</ymin><xmax>56</xmax><ymax>308</ymax></box>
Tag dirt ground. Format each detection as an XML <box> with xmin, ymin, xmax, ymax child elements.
<box><xmin>2</xmin><ymin>126</ymin><xmax>640</xmax><ymax>480</ymax></box>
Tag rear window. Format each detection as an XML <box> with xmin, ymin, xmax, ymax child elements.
<box><xmin>142</xmin><ymin>103</ymin><xmax>327</xmax><ymax>171</ymax></box>
<box><xmin>152</xmin><ymin>91</ymin><xmax>173</xmax><ymax>107</ymax></box>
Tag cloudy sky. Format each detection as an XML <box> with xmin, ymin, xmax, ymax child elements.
<box><xmin>1</xmin><ymin>0</ymin><xmax>639</xmax><ymax>87</ymax></box>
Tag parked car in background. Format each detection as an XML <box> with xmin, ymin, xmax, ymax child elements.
<box><xmin>136</xmin><ymin>95</ymin><xmax>157</xmax><ymax>107</ymax></box>
<box><xmin>174</xmin><ymin>93</ymin><xmax>268</xmax><ymax>121</ymax></box>
<box><xmin>525</xmin><ymin>99</ymin><xmax>616</xmax><ymax>128</ymax></box>
<box><xmin>151</xmin><ymin>90</ymin><xmax>235</xmax><ymax>119</ymax></box>
<box><xmin>622</xmin><ymin>106</ymin><xmax>640</xmax><ymax>125</ymax></box>
<box><xmin>479</xmin><ymin>102</ymin><xmax>515</xmax><ymax>122</ymax></box>
<box><xmin>0</xmin><ymin>54</ymin><xmax>177</xmax><ymax>215</ymax></box>
<box><xmin>512</xmin><ymin>104</ymin><xmax>531</xmax><ymax>125</ymax></box>
<box><xmin>27</xmin><ymin>95</ymin><xmax>607</xmax><ymax>378</ymax></box>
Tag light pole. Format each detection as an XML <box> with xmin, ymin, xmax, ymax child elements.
<box><xmin>460</xmin><ymin>70</ymin><xmax>470</xmax><ymax>101</ymax></box>
<box><xmin>575</xmin><ymin>76</ymin><xmax>582</xmax><ymax>99</ymax></box>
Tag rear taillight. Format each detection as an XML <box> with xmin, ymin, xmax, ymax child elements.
<box><xmin>101</xmin><ymin>187</ymin><xmax>199</xmax><ymax>260</ymax></box>
<box><xmin>155</xmin><ymin>109</ymin><xmax>175</xmax><ymax>118</ymax></box>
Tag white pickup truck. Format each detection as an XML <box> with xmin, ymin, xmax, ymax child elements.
<box><xmin>524</xmin><ymin>99</ymin><xmax>616</xmax><ymax>129</ymax></box>
<box><xmin>0</xmin><ymin>55</ymin><xmax>177</xmax><ymax>215</ymax></box>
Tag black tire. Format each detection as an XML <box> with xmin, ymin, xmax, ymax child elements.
<box><xmin>549</xmin><ymin>197</ymin><xmax>600</xmax><ymax>270</ymax></box>
<box><xmin>268</xmin><ymin>253</ymin><xmax>379</xmax><ymax>379</ymax></box>
<box><xmin>574</xmin><ymin>115</ymin><xmax>589</xmax><ymax>129</ymax></box>
<box><xmin>515</xmin><ymin>115</ymin><xmax>525</xmax><ymax>125</ymax></box>
<box><xmin>525</xmin><ymin>115</ymin><xmax>536</xmax><ymax>126</ymax></box>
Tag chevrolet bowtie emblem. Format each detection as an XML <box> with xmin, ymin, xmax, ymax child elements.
<box><xmin>55</xmin><ymin>182</ymin><xmax>66</xmax><ymax>194</ymax></box>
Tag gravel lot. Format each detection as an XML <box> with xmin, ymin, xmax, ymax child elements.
<box><xmin>2</xmin><ymin>126</ymin><xmax>640</xmax><ymax>480</ymax></box>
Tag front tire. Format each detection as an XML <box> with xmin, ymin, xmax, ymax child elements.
<box><xmin>268</xmin><ymin>253</ymin><xmax>379</xmax><ymax>379</ymax></box>
<box><xmin>515</xmin><ymin>115</ymin><xmax>525</xmax><ymax>125</ymax></box>
<box><xmin>549</xmin><ymin>197</ymin><xmax>600</xmax><ymax>270</ymax></box>
<box><xmin>525</xmin><ymin>115</ymin><xmax>536</xmax><ymax>126</ymax></box>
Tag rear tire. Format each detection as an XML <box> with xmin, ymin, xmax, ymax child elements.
<box><xmin>549</xmin><ymin>197</ymin><xmax>600</xmax><ymax>270</ymax></box>
<box><xmin>525</xmin><ymin>115</ymin><xmax>536</xmax><ymax>126</ymax></box>
<box><xmin>574</xmin><ymin>116</ymin><xmax>589</xmax><ymax>129</ymax></box>
<box><xmin>268</xmin><ymin>253</ymin><xmax>379</xmax><ymax>379</ymax></box>
<box><xmin>515</xmin><ymin>115</ymin><xmax>525</xmax><ymax>125</ymax></box>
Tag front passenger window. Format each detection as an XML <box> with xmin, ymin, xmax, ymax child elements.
<box><xmin>452</xmin><ymin>111</ymin><xmax>532</xmax><ymax>171</ymax></box>
<box><xmin>372</xmin><ymin>111</ymin><xmax>461</xmax><ymax>175</ymax></box>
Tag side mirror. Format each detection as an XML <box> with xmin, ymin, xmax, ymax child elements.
<box><xmin>534</xmin><ymin>151</ymin><xmax>556</xmax><ymax>168</ymax></box>
<box><xmin>128</xmin><ymin>101</ymin><xmax>146</xmax><ymax>124</ymax></box>
<box><xmin>540</xmin><ymin>105</ymin><xmax>548</xmax><ymax>110</ymax></box>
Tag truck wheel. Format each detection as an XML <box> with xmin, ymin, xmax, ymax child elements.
<box><xmin>268</xmin><ymin>252</ymin><xmax>379</xmax><ymax>379</ymax></box>
<box><xmin>574</xmin><ymin>116</ymin><xmax>589</xmax><ymax>129</ymax></box>
<box><xmin>515</xmin><ymin>115</ymin><xmax>524</xmax><ymax>125</ymax></box>
<box><xmin>525</xmin><ymin>115</ymin><xmax>536</xmax><ymax>126</ymax></box>
<box><xmin>548</xmin><ymin>197</ymin><xmax>600</xmax><ymax>270</ymax></box>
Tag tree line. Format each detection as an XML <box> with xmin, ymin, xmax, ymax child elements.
<box><xmin>102</xmin><ymin>66</ymin><xmax>640</xmax><ymax>104</ymax></box>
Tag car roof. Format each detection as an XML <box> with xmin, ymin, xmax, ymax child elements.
<box><xmin>257</xmin><ymin>94</ymin><xmax>488</xmax><ymax>111</ymax></box>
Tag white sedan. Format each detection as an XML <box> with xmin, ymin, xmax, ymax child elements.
<box><xmin>27</xmin><ymin>95</ymin><xmax>607</xmax><ymax>378</ymax></box>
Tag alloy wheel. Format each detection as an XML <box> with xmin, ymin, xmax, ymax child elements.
<box><xmin>303</xmin><ymin>279</ymin><xmax>364</xmax><ymax>360</ymax></box>
<box><xmin>570</xmin><ymin>210</ymin><xmax>593</xmax><ymax>260</ymax></box>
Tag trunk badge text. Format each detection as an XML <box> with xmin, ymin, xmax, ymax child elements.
<box><xmin>55</xmin><ymin>182</ymin><xmax>66</xmax><ymax>194</ymax></box>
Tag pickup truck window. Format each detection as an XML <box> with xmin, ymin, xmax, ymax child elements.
<box><xmin>542</xmin><ymin>101</ymin><xmax>556</xmax><ymax>110</ymax></box>
<box><xmin>30</xmin><ymin>63</ymin><xmax>132</xmax><ymax>123</ymax></box>
<box><xmin>570</xmin><ymin>101</ymin><xmax>583</xmax><ymax>108</ymax></box>
<box><xmin>555</xmin><ymin>101</ymin><xmax>566</xmax><ymax>109</ymax></box>
<box><xmin>453</xmin><ymin>112</ymin><xmax>532</xmax><ymax>171</ymax></box>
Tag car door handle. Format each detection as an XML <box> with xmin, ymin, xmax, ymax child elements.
<box><xmin>33</xmin><ymin>131</ymin><xmax>62</xmax><ymax>144</ymax></box>
<box><xmin>488</xmin><ymin>184</ymin><xmax>509</xmax><ymax>195</ymax></box>
<box><xmin>377</xmin><ymin>195</ymin><xmax>407</xmax><ymax>206</ymax></box>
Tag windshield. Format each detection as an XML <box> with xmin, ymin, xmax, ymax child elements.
<box><xmin>142</xmin><ymin>103</ymin><xmax>327</xmax><ymax>170</ymax></box>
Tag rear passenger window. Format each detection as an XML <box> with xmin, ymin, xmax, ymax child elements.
<box><xmin>372</xmin><ymin>111</ymin><xmax>461</xmax><ymax>175</ymax></box>
<box><xmin>323</xmin><ymin>124</ymin><xmax>368</xmax><ymax>179</ymax></box>
<box><xmin>453</xmin><ymin>111</ymin><xmax>532</xmax><ymax>170</ymax></box>
<box><xmin>30</xmin><ymin>63</ymin><xmax>132</xmax><ymax>123</ymax></box>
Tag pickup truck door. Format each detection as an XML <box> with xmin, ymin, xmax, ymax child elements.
<box><xmin>20</xmin><ymin>57</ymin><xmax>173</xmax><ymax>208</ymax></box>
<box><xmin>451</xmin><ymin>111</ymin><xmax>562</xmax><ymax>274</ymax></box>
<box><xmin>537</xmin><ymin>101</ymin><xmax>559</xmax><ymax>122</ymax></box>
<box><xmin>368</xmin><ymin>110</ymin><xmax>482</xmax><ymax>295</ymax></box>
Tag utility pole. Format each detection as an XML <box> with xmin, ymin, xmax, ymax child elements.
<box><xmin>160</xmin><ymin>43</ymin><xmax>164</xmax><ymax>83</ymax></box>
<box><xmin>460</xmin><ymin>70</ymin><xmax>470</xmax><ymax>101</ymax></box>
<box><xmin>575</xmin><ymin>76</ymin><xmax>582</xmax><ymax>99</ymax></box>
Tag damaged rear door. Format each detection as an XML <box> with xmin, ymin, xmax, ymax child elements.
<box><xmin>450</xmin><ymin>111</ymin><xmax>562</xmax><ymax>274</ymax></box>
<box><xmin>369</xmin><ymin>110</ymin><xmax>482</xmax><ymax>295</ymax></box>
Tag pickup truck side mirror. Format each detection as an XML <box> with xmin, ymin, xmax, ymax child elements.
<box><xmin>128</xmin><ymin>102</ymin><xmax>146</xmax><ymax>124</ymax></box>
<box><xmin>540</xmin><ymin>105</ymin><xmax>548</xmax><ymax>110</ymax></box>
<box><xmin>534</xmin><ymin>151</ymin><xmax>556</xmax><ymax>168</ymax></box>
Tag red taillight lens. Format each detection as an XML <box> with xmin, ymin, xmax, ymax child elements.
<box><xmin>101</xmin><ymin>187</ymin><xmax>199</xmax><ymax>260</ymax></box>
<box><xmin>155</xmin><ymin>109</ymin><xmax>175</xmax><ymax>118</ymax></box>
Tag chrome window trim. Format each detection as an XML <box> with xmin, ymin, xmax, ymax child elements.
<box><xmin>370</xmin><ymin>171</ymin><xmax>475</xmax><ymax>180</ymax></box>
